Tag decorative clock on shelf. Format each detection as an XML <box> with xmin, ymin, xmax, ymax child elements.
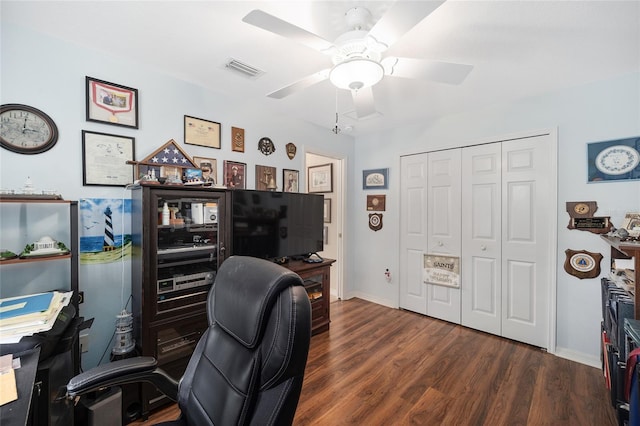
<box><xmin>0</xmin><ymin>104</ymin><xmax>59</xmax><ymax>154</ymax></box>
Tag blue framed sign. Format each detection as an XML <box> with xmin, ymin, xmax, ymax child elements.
<box><xmin>587</xmin><ymin>136</ymin><xmax>640</xmax><ymax>183</ymax></box>
<box><xmin>362</xmin><ymin>168</ymin><xmax>389</xmax><ymax>190</ymax></box>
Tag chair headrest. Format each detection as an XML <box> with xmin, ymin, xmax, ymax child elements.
<box><xmin>211</xmin><ymin>256</ymin><xmax>303</xmax><ymax>348</ymax></box>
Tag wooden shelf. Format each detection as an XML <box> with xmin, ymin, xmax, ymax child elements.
<box><xmin>0</xmin><ymin>253</ymin><xmax>72</xmax><ymax>265</ymax></box>
<box><xmin>602</xmin><ymin>235</ymin><xmax>640</xmax><ymax>318</ymax></box>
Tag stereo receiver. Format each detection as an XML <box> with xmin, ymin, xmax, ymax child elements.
<box><xmin>157</xmin><ymin>267</ymin><xmax>215</xmax><ymax>294</ymax></box>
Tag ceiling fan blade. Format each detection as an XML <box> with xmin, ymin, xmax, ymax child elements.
<box><xmin>382</xmin><ymin>57</ymin><xmax>473</xmax><ymax>85</ymax></box>
<box><xmin>352</xmin><ymin>86</ymin><xmax>377</xmax><ymax>119</ymax></box>
<box><xmin>243</xmin><ymin>9</ymin><xmax>335</xmax><ymax>53</ymax></box>
<box><xmin>368</xmin><ymin>1</ymin><xmax>446</xmax><ymax>50</ymax></box>
<box><xmin>267</xmin><ymin>69</ymin><xmax>330</xmax><ymax>99</ymax></box>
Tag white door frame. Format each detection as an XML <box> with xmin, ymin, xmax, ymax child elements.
<box><xmin>305</xmin><ymin>151</ymin><xmax>345</xmax><ymax>300</ymax></box>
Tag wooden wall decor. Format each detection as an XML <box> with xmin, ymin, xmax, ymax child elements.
<box><xmin>564</xmin><ymin>249</ymin><xmax>603</xmax><ymax>279</ymax></box>
<box><xmin>566</xmin><ymin>201</ymin><xmax>612</xmax><ymax>234</ymax></box>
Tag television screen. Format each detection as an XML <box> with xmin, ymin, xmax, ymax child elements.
<box><xmin>231</xmin><ymin>190</ymin><xmax>324</xmax><ymax>260</ymax></box>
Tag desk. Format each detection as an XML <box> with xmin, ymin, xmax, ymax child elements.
<box><xmin>0</xmin><ymin>347</ymin><xmax>40</xmax><ymax>426</ymax></box>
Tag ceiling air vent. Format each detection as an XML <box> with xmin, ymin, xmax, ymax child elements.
<box><xmin>225</xmin><ymin>58</ymin><xmax>264</xmax><ymax>78</ymax></box>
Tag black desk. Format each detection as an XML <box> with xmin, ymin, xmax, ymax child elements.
<box><xmin>1</xmin><ymin>347</ymin><xmax>40</xmax><ymax>426</ymax></box>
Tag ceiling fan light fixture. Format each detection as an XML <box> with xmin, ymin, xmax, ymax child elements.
<box><xmin>329</xmin><ymin>59</ymin><xmax>384</xmax><ymax>91</ymax></box>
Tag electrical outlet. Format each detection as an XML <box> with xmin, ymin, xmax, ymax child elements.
<box><xmin>80</xmin><ymin>333</ymin><xmax>89</xmax><ymax>353</ymax></box>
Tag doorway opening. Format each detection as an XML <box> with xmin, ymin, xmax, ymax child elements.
<box><xmin>305</xmin><ymin>152</ymin><xmax>345</xmax><ymax>302</ymax></box>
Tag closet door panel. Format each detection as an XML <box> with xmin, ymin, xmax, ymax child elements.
<box><xmin>400</xmin><ymin>154</ymin><xmax>429</xmax><ymax>314</ymax></box>
<box><xmin>426</xmin><ymin>149</ymin><xmax>461</xmax><ymax>323</ymax></box>
<box><xmin>461</xmin><ymin>144</ymin><xmax>501</xmax><ymax>334</ymax></box>
<box><xmin>501</xmin><ymin>136</ymin><xmax>553</xmax><ymax>348</ymax></box>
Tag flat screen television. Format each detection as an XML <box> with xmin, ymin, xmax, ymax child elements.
<box><xmin>230</xmin><ymin>189</ymin><xmax>324</xmax><ymax>260</ymax></box>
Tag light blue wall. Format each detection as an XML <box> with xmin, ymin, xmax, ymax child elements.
<box><xmin>0</xmin><ymin>22</ymin><xmax>355</xmax><ymax>368</ymax></box>
<box><xmin>350</xmin><ymin>71</ymin><xmax>640</xmax><ymax>364</ymax></box>
<box><xmin>2</xmin><ymin>16</ymin><xmax>639</xmax><ymax>368</ymax></box>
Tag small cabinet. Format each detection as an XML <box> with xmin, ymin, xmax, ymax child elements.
<box><xmin>130</xmin><ymin>185</ymin><xmax>229</xmax><ymax>415</ymax></box>
<box><xmin>285</xmin><ymin>258</ymin><xmax>335</xmax><ymax>335</ymax></box>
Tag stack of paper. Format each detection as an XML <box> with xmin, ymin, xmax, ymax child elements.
<box><xmin>0</xmin><ymin>291</ymin><xmax>72</xmax><ymax>344</ymax></box>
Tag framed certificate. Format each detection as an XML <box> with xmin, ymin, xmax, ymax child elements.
<box><xmin>184</xmin><ymin>115</ymin><xmax>221</xmax><ymax>149</ymax></box>
<box><xmin>82</xmin><ymin>130</ymin><xmax>135</xmax><ymax>186</ymax></box>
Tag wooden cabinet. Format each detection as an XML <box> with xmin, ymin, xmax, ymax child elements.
<box><xmin>130</xmin><ymin>185</ymin><xmax>229</xmax><ymax>415</ymax></box>
<box><xmin>285</xmin><ymin>259</ymin><xmax>335</xmax><ymax>335</ymax></box>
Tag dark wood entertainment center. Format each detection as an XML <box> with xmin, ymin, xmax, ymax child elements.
<box><xmin>129</xmin><ymin>185</ymin><xmax>334</xmax><ymax>419</ymax></box>
<box><xmin>285</xmin><ymin>258</ymin><xmax>336</xmax><ymax>335</ymax></box>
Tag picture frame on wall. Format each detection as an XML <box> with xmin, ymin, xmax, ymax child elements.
<box><xmin>362</xmin><ymin>168</ymin><xmax>389</xmax><ymax>190</ymax></box>
<box><xmin>223</xmin><ymin>160</ymin><xmax>246</xmax><ymax>189</ymax></box>
<box><xmin>308</xmin><ymin>163</ymin><xmax>333</xmax><ymax>193</ymax></box>
<box><xmin>184</xmin><ymin>115</ymin><xmax>221</xmax><ymax>149</ymax></box>
<box><xmin>587</xmin><ymin>136</ymin><xmax>640</xmax><ymax>183</ymax></box>
<box><xmin>255</xmin><ymin>165</ymin><xmax>277</xmax><ymax>191</ymax></box>
<box><xmin>324</xmin><ymin>198</ymin><xmax>331</xmax><ymax>223</ymax></box>
<box><xmin>86</xmin><ymin>76</ymin><xmax>139</xmax><ymax>128</ymax></box>
<box><xmin>231</xmin><ymin>126</ymin><xmax>245</xmax><ymax>152</ymax></box>
<box><xmin>193</xmin><ymin>156</ymin><xmax>217</xmax><ymax>185</ymax></box>
<box><xmin>283</xmin><ymin>169</ymin><xmax>299</xmax><ymax>192</ymax></box>
<box><xmin>82</xmin><ymin>130</ymin><xmax>135</xmax><ymax>186</ymax></box>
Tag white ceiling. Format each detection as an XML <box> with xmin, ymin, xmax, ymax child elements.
<box><xmin>4</xmin><ymin>1</ymin><xmax>639</xmax><ymax>137</ymax></box>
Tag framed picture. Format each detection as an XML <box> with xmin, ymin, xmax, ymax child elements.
<box><xmin>231</xmin><ymin>126</ymin><xmax>245</xmax><ymax>152</ymax></box>
<box><xmin>283</xmin><ymin>169</ymin><xmax>299</xmax><ymax>192</ymax></box>
<box><xmin>367</xmin><ymin>195</ymin><xmax>386</xmax><ymax>211</ymax></box>
<box><xmin>82</xmin><ymin>130</ymin><xmax>135</xmax><ymax>186</ymax></box>
<box><xmin>308</xmin><ymin>163</ymin><xmax>333</xmax><ymax>193</ymax></box>
<box><xmin>363</xmin><ymin>168</ymin><xmax>389</xmax><ymax>190</ymax></box>
<box><xmin>323</xmin><ymin>226</ymin><xmax>329</xmax><ymax>245</ymax></box>
<box><xmin>621</xmin><ymin>212</ymin><xmax>640</xmax><ymax>237</ymax></box>
<box><xmin>184</xmin><ymin>115</ymin><xmax>221</xmax><ymax>149</ymax></box>
<box><xmin>86</xmin><ymin>76</ymin><xmax>138</xmax><ymax>128</ymax></box>
<box><xmin>193</xmin><ymin>156</ymin><xmax>217</xmax><ymax>185</ymax></box>
<box><xmin>587</xmin><ymin>136</ymin><xmax>640</xmax><ymax>182</ymax></box>
<box><xmin>256</xmin><ymin>165</ymin><xmax>277</xmax><ymax>191</ymax></box>
<box><xmin>324</xmin><ymin>198</ymin><xmax>331</xmax><ymax>223</ymax></box>
<box><xmin>223</xmin><ymin>160</ymin><xmax>246</xmax><ymax>189</ymax></box>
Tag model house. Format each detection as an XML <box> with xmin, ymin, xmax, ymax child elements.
<box><xmin>1</xmin><ymin>1</ymin><xmax>639</xmax><ymax>423</ymax></box>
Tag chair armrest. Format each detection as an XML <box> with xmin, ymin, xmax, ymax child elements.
<box><xmin>66</xmin><ymin>356</ymin><xmax>179</xmax><ymax>401</ymax></box>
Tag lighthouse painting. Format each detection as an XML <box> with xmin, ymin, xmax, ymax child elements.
<box><xmin>79</xmin><ymin>198</ymin><xmax>132</xmax><ymax>264</ymax></box>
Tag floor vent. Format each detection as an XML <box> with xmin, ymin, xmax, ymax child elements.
<box><xmin>225</xmin><ymin>58</ymin><xmax>264</xmax><ymax>78</ymax></box>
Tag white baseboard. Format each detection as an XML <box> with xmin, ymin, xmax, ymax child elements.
<box><xmin>343</xmin><ymin>291</ymin><xmax>398</xmax><ymax>309</ymax></box>
<box><xmin>553</xmin><ymin>347</ymin><xmax>601</xmax><ymax>369</ymax></box>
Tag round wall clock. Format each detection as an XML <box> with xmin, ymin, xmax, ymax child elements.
<box><xmin>0</xmin><ymin>104</ymin><xmax>59</xmax><ymax>154</ymax></box>
<box><xmin>595</xmin><ymin>145</ymin><xmax>640</xmax><ymax>175</ymax></box>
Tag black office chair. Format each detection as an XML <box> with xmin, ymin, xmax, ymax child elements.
<box><xmin>66</xmin><ymin>256</ymin><xmax>312</xmax><ymax>425</ymax></box>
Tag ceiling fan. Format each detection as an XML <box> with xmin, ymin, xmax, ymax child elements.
<box><xmin>242</xmin><ymin>1</ymin><xmax>473</xmax><ymax>120</ymax></box>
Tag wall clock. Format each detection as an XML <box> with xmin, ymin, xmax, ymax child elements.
<box><xmin>595</xmin><ymin>145</ymin><xmax>640</xmax><ymax>175</ymax></box>
<box><xmin>0</xmin><ymin>104</ymin><xmax>59</xmax><ymax>154</ymax></box>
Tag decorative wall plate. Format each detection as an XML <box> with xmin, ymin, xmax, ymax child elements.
<box><xmin>286</xmin><ymin>142</ymin><xmax>297</xmax><ymax>159</ymax></box>
<box><xmin>564</xmin><ymin>249</ymin><xmax>602</xmax><ymax>279</ymax></box>
<box><xmin>595</xmin><ymin>145</ymin><xmax>640</xmax><ymax>175</ymax></box>
<box><xmin>258</xmin><ymin>137</ymin><xmax>275</xmax><ymax>155</ymax></box>
<box><xmin>369</xmin><ymin>213</ymin><xmax>383</xmax><ymax>231</ymax></box>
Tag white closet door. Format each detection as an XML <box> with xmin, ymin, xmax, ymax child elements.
<box><xmin>501</xmin><ymin>135</ymin><xmax>553</xmax><ymax>348</ymax></box>
<box><xmin>400</xmin><ymin>154</ymin><xmax>428</xmax><ymax>315</ymax></box>
<box><xmin>461</xmin><ymin>143</ymin><xmax>502</xmax><ymax>334</ymax></box>
<box><xmin>426</xmin><ymin>149</ymin><xmax>462</xmax><ymax>323</ymax></box>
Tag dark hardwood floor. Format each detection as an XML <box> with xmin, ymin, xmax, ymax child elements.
<box><xmin>132</xmin><ymin>298</ymin><xmax>617</xmax><ymax>425</ymax></box>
